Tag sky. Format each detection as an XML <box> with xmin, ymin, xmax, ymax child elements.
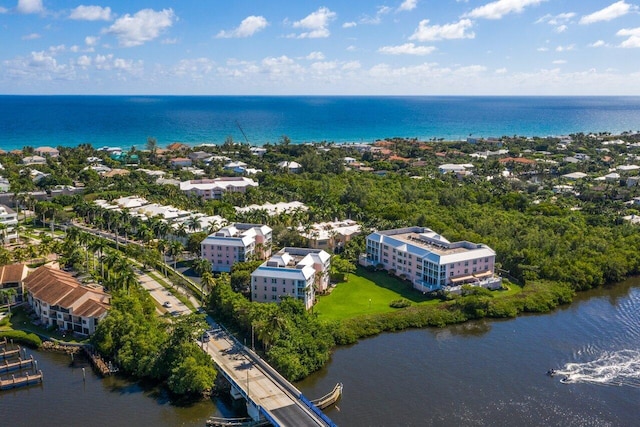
<box><xmin>1</xmin><ymin>0</ymin><xmax>640</xmax><ymax>95</ymax></box>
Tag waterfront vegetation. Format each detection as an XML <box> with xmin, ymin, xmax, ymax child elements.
<box><xmin>2</xmin><ymin>133</ymin><xmax>640</xmax><ymax>384</ymax></box>
<box><xmin>91</xmin><ymin>289</ymin><xmax>216</xmax><ymax>396</ymax></box>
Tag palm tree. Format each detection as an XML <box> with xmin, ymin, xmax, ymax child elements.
<box><xmin>168</xmin><ymin>240</ymin><xmax>184</xmax><ymax>271</ymax></box>
<box><xmin>186</xmin><ymin>216</ymin><xmax>202</xmax><ymax>233</ymax></box>
<box><xmin>200</xmin><ymin>271</ymin><xmax>215</xmax><ymax>304</ymax></box>
<box><xmin>193</xmin><ymin>258</ymin><xmax>211</xmax><ymax>277</ymax></box>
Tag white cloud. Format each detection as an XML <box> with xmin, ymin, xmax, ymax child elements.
<box><xmin>617</xmin><ymin>27</ymin><xmax>640</xmax><ymax>47</ymax></box>
<box><xmin>555</xmin><ymin>25</ymin><xmax>568</xmax><ymax>33</ymax></box>
<box><xmin>342</xmin><ymin>21</ymin><xmax>357</xmax><ymax>28</ymax></box>
<box><xmin>555</xmin><ymin>44</ymin><xmax>575</xmax><ymax>52</ymax></box>
<box><xmin>360</xmin><ymin>6</ymin><xmax>392</xmax><ymax>25</ymax></box>
<box><xmin>77</xmin><ymin>55</ymin><xmax>92</xmax><ymax>68</ymax></box>
<box><xmin>0</xmin><ymin>7</ymin><xmax>8</xmax><ymax>13</ymax></box>
<box><xmin>398</xmin><ymin>0</ymin><xmax>418</xmax><ymax>12</ymax></box>
<box><xmin>378</xmin><ymin>43</ymin><xmax>436</xmax><ymax>55</ymax></box>
<box><xmin>16</xmin><ymin>0</ymin><xmax>43</xmax><ymax>14</ymax></box>
<box><xmin>172</xmin><ymin>58</ymin><xmax>215</xmax><ymax>78</ymax></box>
<box><xmin>22</xmin><ymin>33</ymin><xmax>41</xmax><ymax>40</ymax></box>
<box><xmin>589</xmin><ymin>40</ymin><xmax>607</xmax><ymax>47</ymax></box>
<box><xmin>93</xmin><ymin>53</ymin><xmax>143</xmax><ymax>75</ymax></box>
<box><xmin>292</xmin><ymin>7</ymin><xmax>336</xmax><ymax>38</ymax></box>
<box><xmin>409</xmin><ymin>19</ymin><xmax>474</xmax><ymax>41</ymax></box>
<box><xmin>105</xmin><ymin>8</ymin><xmax>176</xmax><ymax>47</ymax></box>
<box><xmin>579</xmin><ymin>1</ymin><xmax>636</xmax><ymax>25</ymax></box>
<box><xmin>537</xmin><ymin>47</ymin><xmax>549</xmax><ymax>51</ymax></box>
<box><xmin>306</xmin><ymin>51</ymin><xmax>325</xmax><ymax>60</ymax></box>
<box><xmin>69</xmin><ymin>5</ymin><xmax>113</xmax><ymax>21</ymax></box>
<box><xmin>465</xmin><ymin>0</ymin><xmax>546</xmax><ymax>20</ymax></box>
<box><xmin>85</xmin><ymin>36</ymin><xmax>99</xmax><ymax>46</ymax></box>
<box><xmin>342</xmin><ymin>61</ymin><xmax>361</xmax><ymax>71</ymax></box>
<box><xmin>495</xmin><ymin>67</ymin><xmax>507</xmax><ymax>73</ymax></box>
<box><xmin>346</xmin><ymin>45</ymin><xmax>357</xmax><ymax>51</ymax></box>
<box><xmin>216</xmin><ymin>15</ymin><xmax>268</xmax><ymax>38</ymax></box>
<box><xmin>535</xmin><ymin>12</ymin><xmax>575</xmax><ymax>25</ymax></box>
<box><xmin>552</xmin><ymin>59</ymin><xmax>567</xmax><ymax>64</ymax></box>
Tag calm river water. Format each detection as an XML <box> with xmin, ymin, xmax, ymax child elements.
<box><xmin>3</xmin><ymin>279</ymin><xmax>640</xmax><ymax>426</ymax></box>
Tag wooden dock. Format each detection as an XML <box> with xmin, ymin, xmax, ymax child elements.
<box><xmin>0</xmin><ymin>355</ymin><xmax>35</xmax><ymax>374</ymax></box>
<box><xmin>0</xmin><ymin>345</ymin><xmax>21</xmax><ymax>361</ymax></box>
<box><xmin>83</xmin><ymin>346</ymin><xmax>118</xmax><ymax>376</ymax></box>
<box><xmin>0</xmin><ymin>370</ymin><xmax>43</xmax><ymax>391</ymax></box>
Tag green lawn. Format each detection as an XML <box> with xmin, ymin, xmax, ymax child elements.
<box><xmin>314</xmin><ymin>267</ymin><xmax>440</xmax><ymax>321</ymax></box>
<box><xmin>314</xmin><ymin>268</ymin><xmax>523</xmax><ymax>322</ymax></box>
<box><xmin>1</xmin><ymin>306</ymin><xmax>88</xmax><ymax>344</ymax></box>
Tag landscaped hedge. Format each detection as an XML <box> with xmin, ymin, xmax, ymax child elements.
<box><xmin>0</xmin><ymin>330</ymin><xmax>43</xmax><ymax>348</ymax></box>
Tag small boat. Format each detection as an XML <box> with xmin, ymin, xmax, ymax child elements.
<box><xmin>546</xmin><ymin>369</ymin><xmax>556</xmax><ymax>377</ymax></box>
<box><xmin>560</xmin><ymin>375</ymin><xmax>571</xmax><ymax>384</ymax></box>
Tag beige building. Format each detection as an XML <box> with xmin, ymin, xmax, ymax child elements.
<box><xmin>0</xmin><ymin>263</ymin><xmax>29</xmax><ymax>303</ymax></box>
<box><xmin>24</xmin><ymin>266</ymin><xmax>110</xmax><ymax>335</ymax></box>
<box><xmin>298</xmin><ymin>219</ymin><xmax>361</xmax><ymax>251</ymax></box>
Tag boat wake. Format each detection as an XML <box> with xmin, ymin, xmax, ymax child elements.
<box><xmin>554</xmin><ymin>349</ymin><xmax>640</xmax><ymax>388</ymax></box>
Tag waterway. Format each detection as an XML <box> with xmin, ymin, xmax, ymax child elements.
<box><xmin>300</xmin><ymin>278</ymin><xmax>640</xmax><ymax>426</ymax></box>
<box><xmin>2</xmin><ymin>279</ymin><xmax>640</xmax><ymax>426</ymax></box>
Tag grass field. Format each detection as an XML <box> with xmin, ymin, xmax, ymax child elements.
<box><xmin>314</xmin><ymin>267</ymin><xmax>440</xmax><ymax>321</ymax></box>
<box><xmin>314</xmin><ymin>267</ymin><xmax>522</xmax><ymax>322</ymax></box>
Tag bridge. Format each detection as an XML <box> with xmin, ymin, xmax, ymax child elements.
<box><xmin>201</xmin><ymin>320</ymin><xmax>338</xmax><ymax>427</ymax></box>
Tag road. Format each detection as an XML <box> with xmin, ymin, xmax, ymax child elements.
<box><xmin>135</xmin><ymin>270</ymin><xmax>192</xmax><ymax>316</ymax></box>
<box><xmin>201</xmin><ymin>323</ymin><xmax>328</xmax><ymax>427</ymax></box>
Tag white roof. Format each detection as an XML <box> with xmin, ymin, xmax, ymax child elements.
<box><xmin>278</xmin><ymin>161</ymin><xmax>302</xmax><ymax>169</ymax></box>
<box><xmin>562</xmin><ymin>172</ymin><xmax>588</xmax><ymax>179</ymax></box>
<box><xmin>298</xmin><ymin>220</ymin><xmax>361</xmax><ymax>240</ymax></box>
<box><xmin>235</xmin><ymin>201</ymin><xmax>308</xmax><ymax>215</ymax></box>
<box><xmin>180</xmin><ymin>177</ymin><xmax>258</xmax><ymax>191</ymax></box>
<box><xmin>114</xmin><ymin>196</ymin><xmax>148</xmax><ymax>209</ymax></box>
<box><xmin>617</xmin><ymin>165</ymin><xmax>640</xmax><ymax>171</ymax></box>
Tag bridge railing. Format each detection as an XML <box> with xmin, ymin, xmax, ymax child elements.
<box><xmin>299</xmin><ymin>394</ymin><xmax>338</xmax><ymax>427</ymax></box>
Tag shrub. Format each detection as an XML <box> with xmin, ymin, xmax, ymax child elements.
<box><xmin>0</xmin><ymin>330</ymin><xmax>42</xmax><ymax>348</ymax></box>
<box><xmin>389</xmin><ymin>299</ymin><xmax>411</xmax><ymax>308</ymax></box>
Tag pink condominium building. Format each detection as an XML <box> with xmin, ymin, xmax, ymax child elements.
<box><xmin>251</xmin><ymin>248</ymin><xmax>331</xmax><ymax>310</ymax></box>
<box><xmin>200</xmin><ymin>223</ymin><xmax>272</xmax><ymax>272</ymax></box>
<box><xmin>362</xmin><ymin>227</ymin><xmax>501</xmax><ymax>292</ymax></box>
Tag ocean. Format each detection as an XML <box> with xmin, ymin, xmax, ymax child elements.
<box><xmin>1</xmin><ymin>95</ymin><xmax>640</xmax><ymax>151</ymax></box>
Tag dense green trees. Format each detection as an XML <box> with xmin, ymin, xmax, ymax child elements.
<box><xmin>91</xmin><ymin>289</ymin><xmax>215</xmax><ymax>396</ymax></box>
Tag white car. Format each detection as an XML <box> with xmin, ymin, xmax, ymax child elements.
<box><xmin>163</xmin><ymin>301</ymin><xmax>172</xmax><ymax>308</ymax></box>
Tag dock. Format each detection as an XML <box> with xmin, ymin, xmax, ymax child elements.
<box><xmin>0</xmin><ymin>355</ymin><xmax>36</xmax><ymax>374</ymax></box>
<box><xmin>83</xmin><ymin>346</ymin><xmax>118</xmax><ymax>376</ymax></box>
<box><xmin>311</xmin><ymin>383</ymin><xmax>343</xmax><ymax>410</ymax></box>
<box><xmin>1</xmin><ymin>345</ymin><xmax>22</xmax><ymax>361</ymax></box>
<box><xmin>0</xmin><ymin>370</ymin><xmax>43</xmax><ymax>390</ymax></box>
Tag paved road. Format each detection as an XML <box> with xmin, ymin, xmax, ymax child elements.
<box><xmin>201</xmin><ymin>324</ymin><xmax>327</xmax><ymax>427</ymax></box>
<box><xmin>136</xmin><ymin>270</ymin><xmax>191</xmax><ymax>316</ymax></box>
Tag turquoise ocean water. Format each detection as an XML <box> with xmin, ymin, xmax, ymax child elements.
<box><xmin>1</xmin><ymin>96</ymin><xmax>640</xmax><ymax>151</ymax></box>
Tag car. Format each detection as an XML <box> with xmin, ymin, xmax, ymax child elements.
<box><xmin>201</xmin><ymin>333</ymin><xmax>210</xmax><ymax>343</ymax></box>
<box><xmin>163</xmin><ymin>301</ymin><xmax>172</xmax><ymax>308</ymax></box>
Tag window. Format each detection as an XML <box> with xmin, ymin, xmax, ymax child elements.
<box><xmin>264</xmin><ymin>286</ymin><xmax>267</xmax><ymax>291</ymax></box>
<box><xmin>464</xmin><ymin>269</ymin><xmax>468</xmax><ymax>274</ymax></box>
<box><xmin>473</xmin><ymin>259</ymin><xmax>477</xmax><ymax>265</ymax></box>
<box><xmin>272</xmin><ymin>286</ymin><xmax>277</xmax><ymax>292</ymax></box>
<box><xmin>253</xmin><ymin>285</ymin><xmax>257</xmax><ymax>290</ymax></box>
<box><xmin>283</xmin><ymin>288</ymin><xmax>286</xmax><ymax>293</ymax></box>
